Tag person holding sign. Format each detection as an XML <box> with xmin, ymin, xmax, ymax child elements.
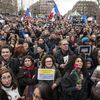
<box><xmin>38</xmin><ymin>55</ymin><xmax>61</xmax><ymax>100</ymax></box>
<box><xmin>54</xmin><ymin>39</ymin><xmax>74</xmax><ymax>76</ymax></box>
<box><xmin>61</xmin><ymin>55</ymin><xmax>87</xmax><ymax>100</ymax></box>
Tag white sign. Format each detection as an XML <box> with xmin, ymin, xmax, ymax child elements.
<box><xmin>78</xmin><ymin>45</ymin><xmax>91</xmax><ymax>55</ymax></box>
<box><xmin>38</xmin><ymin>69</ymin><xmax>55</xmax><ymax>80</ymax></box>
<box><xmin>63</xmin><ymin>55</ymin><xmax>69</xmax><ymax>64</ymax></box>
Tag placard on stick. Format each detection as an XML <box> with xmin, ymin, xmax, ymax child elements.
<box><xmin>78</xmin><ymin>45</ymin><xmax>91</xmax><ymax>55</ymax></box>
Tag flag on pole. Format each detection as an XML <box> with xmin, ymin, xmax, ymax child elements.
<box><xmin>48</xmin><ymin>4</ymin><xmax>59</xmax><ymax>21</ymax></box>
<box><xmin>81</xmin><ymin>15</ymin><xmax>87</xmax><ymax>24</ymax></box>
<box><xmin>25</xmin><ymin>8</ymin><xmax>32</xmax><ymax>17</ymax></box>
<box><xmin>25</xmin><ymin>8</ymin><xmax>32</xmax><ymax>26</ymax></box>
<box><xmin>54</xmin><ymin>0</ymin><xmax>76</xmax><ymax>16</ymax></box>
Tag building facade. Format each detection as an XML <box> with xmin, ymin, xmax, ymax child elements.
<box><xmin>30</xmin><ymin>0</ymin><xmax>54</xmax><ymax>16</ymax></box>
<box><xmin>0</xmin><ymin>0</ymin><xmax>18</xmax><ymax>15</ymax></box>
<box><xmin>72</xmin><ymin>1</ymin><xmax>100</xmax><ymax>19</ymax></box>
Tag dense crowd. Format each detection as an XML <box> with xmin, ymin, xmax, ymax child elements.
<box><xmin>0</xmin><ymin>15</ymin><xmax>100</xmax><ymax>100</ymax></box>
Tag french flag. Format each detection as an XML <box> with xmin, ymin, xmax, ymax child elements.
<box><xmin>21</xmin><ymin>8</ymin><xmax>32</xmax><ymax>22</ymax></box>
<box><xmin>25</xmin><ymin>8</ymin><xmax>32</xmax><ymax>26</ymax></box>
<box><xmin>25</xmin><ymin>8</ymin><xmax>32</xmax><ymax>17</ymax></box>
<box><xmin>48</xmin><ymin>4</ymin><xmax>59</xmax><ymax>21</ymax></box>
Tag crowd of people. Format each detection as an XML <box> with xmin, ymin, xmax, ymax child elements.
<box><xmin>0</xmin><ymin>14</ymin><xmax>100</xmax><ymax>100</ymax></box>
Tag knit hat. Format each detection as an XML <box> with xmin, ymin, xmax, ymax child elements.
<box><xmin>81</xmin><ymin>37</ymin><xmax>89</xmax><ymax>43</ymax></box>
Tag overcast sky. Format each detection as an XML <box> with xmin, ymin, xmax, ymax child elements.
<box><xmin>54</xmin><ymin>0</ymin><xmax>97</xmax><ymax>15</ymax></box>
<box><xmin>60</xmin><ymin>0</ymin><xmax>97</xmax><ymax>12</ymax></box>
<box><xmin>18</xmin><ymin>0</ymin><xmax>97</xmax><ymax>12</ymax></box>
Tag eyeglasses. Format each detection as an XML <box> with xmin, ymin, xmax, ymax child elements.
<box><xmin>62</xmin><ymin>43</ymin><xmax>69</xmax><ymax>45</ymax></box>
<box><xmin>45</xmin><ymin>60</ymin><xmax>53</xmax><ymax>63</ymax></box>
<box><xmin>1</xmin><ymin>75</ymin><xmax>12</xmax><ymax>81</ymax></box>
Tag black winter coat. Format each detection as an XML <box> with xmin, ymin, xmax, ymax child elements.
<box><xmin>0</xmin><ymin>56</ymin><xmax>20</xmax><ymax>76</ymax></box>
<box><xmin>61</xmin><ymin>71</ymin><xmax>87</xmax><ymax>100</ymax></box>
<box><xmin>17</xmin><ymin>66</ymin><xmax>37</xmax><ymax>95</ymax></box>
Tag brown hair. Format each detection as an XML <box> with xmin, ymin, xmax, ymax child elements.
<box><xmin>41</xmin><ymin>54</ymin><xmax>56</xmax><ymax>68</ymax></box>
<box><xmin>0</xmin><ymin>45</ymin><xmax>12</xmax><ymax>54</ymax></box>
<box><xmin>14</xmin><ymin>45</ymin><xmax>26</xmax><ymax>56</ymax></box>
<box><xmin>0</xmin><ymin>67</ymin><xmax>18</xmax><ymax>90</ymax></box>
<box><xmin>21</xmin><ymin>55</ymin><xmax>34</xmax><ymax>66</ymax></box>
<box><xmin>65</xmin><ymin>55</ymin><xmax>86</xmax><ymax>73</ymax></box>
<box><xmin>33</xmin><ymin>82</ymin><xmax>54</xmax><ymax>100</ymax></box>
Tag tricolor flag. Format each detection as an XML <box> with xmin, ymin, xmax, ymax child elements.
<box><xmin>48</xmin><ymin>4</ymin><xmax>59</xmax><ymax>21</ymax></box>
<box><xmin>81</xmin><ymin>15</ymin><xmax>87</xmax><ymax>24</ymax></box>
<box><xmin>54</xmin><ymin>0</ymin><xmax>76</xmax><ymax>16</ymax></box>
<box><xmin>25</xmin><ymin>8</ymin><xmax>32</xmax><ymax>26</ymax></box>
<box><xmin>25</xmin><ymin>8</ymin><xmax>32</xmax><ymax>17</ymax></box>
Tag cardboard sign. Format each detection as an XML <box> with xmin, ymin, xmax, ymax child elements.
<box><xmin>78</xmin><ymin>45</ymin><xmax>91</xmax><ymax>55</ymax></box>
<box><xmin>63</xmin><ymin>55</ymin><xmax>69</xmax><ymax>64</ymax></box>
<box><xmin>38</xmin><ymin>69</ymin><xmax>55</xmax><ymax>80</ymax></box>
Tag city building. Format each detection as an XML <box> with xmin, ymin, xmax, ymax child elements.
<box><xmin>0</xmin><ymin>0</ymin><xmax>18</xmax><ymax>15</ymax></box>
<box><xmin>72</xmin><ymin>1</ymin><xmax>100</xmax><ymax>19</ymax></box>
<box><xmin>30</xmin><ymin>0</ymin><xmax>54</xmax><ymax>16</ymax></box>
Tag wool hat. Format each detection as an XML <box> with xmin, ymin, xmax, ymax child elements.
<box><xmin>81</xmin><ymin>37</ymin><xmax>89</xmax><ymax>43</ymax></box>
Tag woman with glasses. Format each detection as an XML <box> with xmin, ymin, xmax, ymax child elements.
<box><xmin>39</xmin><ymin>55</ymin><xmax>61</xmax><ymax>100</ymax></box>
<box><xmin>0</xmin><ymin>67</ymin><xmax>24</xmax><ymax>100</ymax></box>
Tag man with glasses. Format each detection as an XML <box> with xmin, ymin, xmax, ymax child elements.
<box><xmin>54</xmin><ymin>39</ymin><xmax>74</xmax><ymax>76</ymax></box>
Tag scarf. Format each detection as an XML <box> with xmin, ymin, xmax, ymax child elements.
<box><xmin>23</xmin><ymin>66</ymin><xmax>34</xmax><ymax>71</ymax></box>
<box><xmin>22</xmin><ymin>66</ymin><xmax>35</xmax><ymax>78</ymax></box>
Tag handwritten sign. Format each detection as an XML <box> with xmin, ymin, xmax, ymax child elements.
<box><xmin>78</xmin><ymin>45</ymin><xmax>91</xmax><ymax>55</ymax></box>
<box><xmin>37</xmin><ymin>69</ymin><xmax>55</xmax><ymax>80</ymax></box>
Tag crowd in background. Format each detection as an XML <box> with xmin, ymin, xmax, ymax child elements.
<box><xmin>0</xmin><ymin>15</ymin><xmax>100</xmax><ymax>100</ymax></box>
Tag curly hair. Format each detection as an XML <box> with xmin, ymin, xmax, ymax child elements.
<box><xmin>41</xmin><ymin>54</ymin><xmax>56</xmax><ymax>68</ymax></box>
<box><xmin>65</xmin><ymin>55</ymin><xmax>86</xmax><ymax>73</ymax></box>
